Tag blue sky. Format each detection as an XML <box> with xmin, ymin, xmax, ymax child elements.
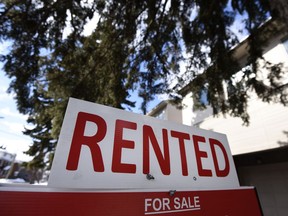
<box><xmin>0</xmin><ymin>41</ymin><xmax>32</xmax><ymax>161</ymax></box>
<box><xmin>0</xmin><ymin>68</ymin><xmax>33</xmax><ymax>162</ymax></box>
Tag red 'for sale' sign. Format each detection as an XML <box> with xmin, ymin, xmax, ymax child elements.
<box><xmin>0</xmin><ymin>186</ymin><xmax>262</xmax><ymax>216</ymax></box>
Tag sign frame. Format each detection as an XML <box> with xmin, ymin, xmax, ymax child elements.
<box><xmin>49</xmin><ymin>98</ymin><xmax>239</xmax><ymax>189</ymax></box>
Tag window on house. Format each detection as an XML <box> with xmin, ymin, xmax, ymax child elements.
<box><xmin>200</xmin><ymin>89</ymin><xmax>209</xmax><ymax>106</ymax></box>
<box><xmin>282</xmin><ymin>37</ymin><xmax>288</xmax><ymax>54</ymax></box>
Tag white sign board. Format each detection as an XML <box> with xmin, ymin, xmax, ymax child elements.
<box><xmin>48</xmin><ymin>98</ymin><xmax>239</xmax><ymax>189</ymax></box>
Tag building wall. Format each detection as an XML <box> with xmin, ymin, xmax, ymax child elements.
<box><xmin>181</xmin><ymin>92</ymin><xmax>194</xmax><ymax>125</ymax></box>
<box><xmin>166</xmin><ymin>103</ymin><xmax>183</xmax><ymax>124</ymax></box>
<box><xmin>148</xmin><ymin>101</ymin><xmax>183</xmax><ymax>124</ymax></box>
<box><xmin>237</xmin><ymin>162</ymin><xmax>288</xmax><ymax>216</ymax></box>
<box><xmin>195</xmin><ymin>96</ymin><xmax>288</xmax><ymax>155</ymax></box>
<box><xmin>182</xmin><ymin>29</ymin><xmax>288</xmax><ymax>155</ymax></box>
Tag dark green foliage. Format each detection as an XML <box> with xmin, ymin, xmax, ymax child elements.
<box><xmin>0</xmin><ymin>0</ymin><xmax>287</xmax><ymax>168</ymax></box>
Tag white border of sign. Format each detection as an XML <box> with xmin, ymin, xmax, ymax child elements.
<box><xmin>48</xmin><ymin>98</ymin><xmax>239</xmax><ymax>189</ymax></box>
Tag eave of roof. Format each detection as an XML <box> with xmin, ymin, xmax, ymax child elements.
<box><xmin>147</xmin><ymin>100</ymin><xmax>168</xmax><ymax>116</ymax></box>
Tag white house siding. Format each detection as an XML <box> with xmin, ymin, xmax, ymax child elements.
<box><xmin>181</xmin><ymin>92</ymin><xmax>194</xmax><ymax>125</ymax></box>
<box><xmin>184</xmin><ymin>28</ymin><xmax>288</xmax><ymax>155</ymax></box>
<box><xmin>166</xmin><ymin>103</ymin><xmax>183</xmax><ymax>124</ymax></box>
<box><xmin>148</xmin><ymin>101</ymin><xmax>183</xmax><ymax>124</ymax></box>
<box><xmin>257</xmin><ymin>33</ymin><xmax>288</xmax><ymax>87</ymax></box>
<box><xmin>194</xmin><ymin>96</ymin><xmax>288</xmax><ymax>155</ymax></box>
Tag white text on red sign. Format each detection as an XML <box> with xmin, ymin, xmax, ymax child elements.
<box><xmin>144</xmin><ymin>195</ymin><xmax>201</xmax><ymax>215</ymax></box>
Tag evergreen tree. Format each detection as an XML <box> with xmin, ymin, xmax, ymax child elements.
<box><xmin>0</xmin><ymin>0</ymin><xmax>287</xmax><ymax>168</ymax></box>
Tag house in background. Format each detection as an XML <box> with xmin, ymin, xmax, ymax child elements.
<box><xmin>0</xmin><ymin>150</ymin><xmax>16</xmax><ymax>178</ymax></box>
<box><xmin>147</xmin><ymin>19</ymin><xmax>288</xmax><ymax>216</ymax></box>
<box><xmin>0</xmin><ymin>150</ymin><xmax>44</xmax><ymax>184</ymax></box>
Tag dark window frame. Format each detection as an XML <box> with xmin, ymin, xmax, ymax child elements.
<box><xmin>281</xmin><ymin>36</ymin><xmax>288</xmax><ymax>54</ymax></box>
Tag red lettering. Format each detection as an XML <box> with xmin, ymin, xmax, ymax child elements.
<box><xmin>209</xmin><ymin>138</ymin><xmax>230</xmax><ymax>177</ymax></box>
<box><xmin>66</xmin><ymin>112</ymin><xmax>107</xmax><ymax>172</ymax></box>
<box><xmin>112</xmin><ymin>120</ymin><xmax>137</xmax><ymax>173</ymax></box>
<box><xmin>143</xmin><ymin>126</ymin><xmax>171</xmax><ymax>175</ymax></box>
<box><xmin>193</xmin><ymin>135</ymin><xmax>212</xmax><ymax>177</ymax></box>
<box><xmin>171</xmin><ymin>131</ymin><xmax>190</xmax><ymax>176</ymax></box>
